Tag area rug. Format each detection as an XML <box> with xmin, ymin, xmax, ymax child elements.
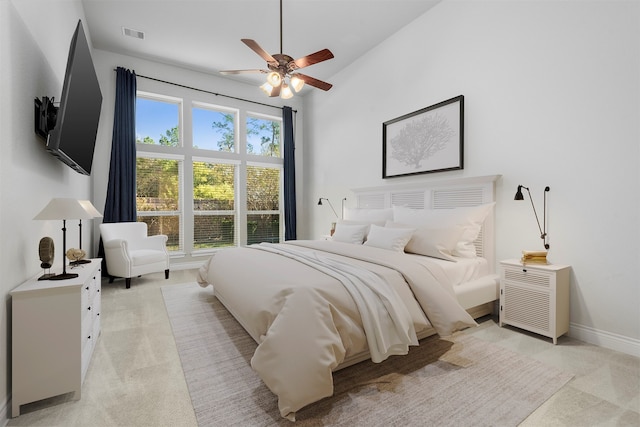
<box><xmin>162</xmin><ymin>282</ymin><xmax>573</xmax><ymax>426</ymax></box>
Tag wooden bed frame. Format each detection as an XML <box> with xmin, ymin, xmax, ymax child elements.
<box><xmin>336</xmin><ymin>174</ymin><xmax>502</xmax><ymax>370</ymax></box>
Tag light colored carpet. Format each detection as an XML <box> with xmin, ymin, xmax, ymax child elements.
<box><xmin>162</xmin><ymin>282</ymin><xmax>573</xmax><ymax>426</ymax></box>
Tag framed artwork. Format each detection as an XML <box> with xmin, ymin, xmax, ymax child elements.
<box><xmin>383</xmin><ymin>95</ymin><xmax>464</xmax><ymax>179</ymax></box>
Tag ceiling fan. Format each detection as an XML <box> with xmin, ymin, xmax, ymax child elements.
<box><xmin>220</xmin><ymin>0</ymin><xmax>334</xmax><ymax>98</ymax></box>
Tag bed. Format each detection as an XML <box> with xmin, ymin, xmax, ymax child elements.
<box><xmin>197</xmin><ymin>174</ymin><xmax>501</xmax><ymax>421</ymax></box>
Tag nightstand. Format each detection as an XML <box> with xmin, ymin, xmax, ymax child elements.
<box><xmin>499</xmin><ymin>259</ymin><xmax>571</xmax><ymax>344</ymax></box>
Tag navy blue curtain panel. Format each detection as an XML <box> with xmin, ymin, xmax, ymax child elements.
<box><xmin>104</xmin><ymin>67</ymin><xmax>137</xmax><ymax>224</ymax></box>
<box><xmin>283</xmin><ymin>106</ymin><xmax>297</xmax><ymax>240</ymax></box>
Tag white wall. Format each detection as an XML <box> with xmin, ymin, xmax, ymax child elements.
<box><xmin>1</xmin><ymin>0</ymin><xmax>93</xmax><ymax>418</ymax></box>
<box><xmin>303</xmin><ymin>0</ymin><xmax>640</xmax><ymax>354</ymax></box>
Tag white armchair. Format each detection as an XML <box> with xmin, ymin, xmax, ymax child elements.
<box><xmin>100</xmin><ymin>222</ymin><xmax>170</xmax><ymax>289</ymax></box>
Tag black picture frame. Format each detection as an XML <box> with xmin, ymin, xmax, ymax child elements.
<box><xmin>383</xmin><ymin>95</ymin><xmax>464</xmax><ymax>179</ymax></box>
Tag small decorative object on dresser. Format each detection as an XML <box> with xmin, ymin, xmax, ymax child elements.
<box><xmin>37</xmin><ymin>236</ymin><xmax>55</xmax><ymax>280</ymax></box>
<box><xmin>499</xmin><ymin>259</ymin><xmax>571</xmax><ymax>344</ymax></box>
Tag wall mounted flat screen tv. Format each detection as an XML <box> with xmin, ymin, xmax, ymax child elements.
<box><xmin>41</xmin><ymin>19</ymin><xmax>103</xmax><ymax>175</ymax></box>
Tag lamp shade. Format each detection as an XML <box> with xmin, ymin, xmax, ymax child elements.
<box><xmin>267</xmin><ymin>72</ymin><xmax>282</xmax><ymax>87</ymax></box>
<box><xmin>280</xmin><ymin>84</ymin><xmax>293</xmax><ymax>99</ymax></box>
<box><xmin>34</xmin><ymin>198</ymin><xmax>95</xmax><ymax>220</ymax></box>
<box><xmin>79</xmin><ymin>200</ymin><xmax>103</xmax><ymax>218</ymax></box>
<box><xmin>260</xmin><ymin>82</ymin><xmax>274</xmax><ymax>96</ymax></box>
<box><xmin>290</xmin><ymin>75</ymin><xmax>305</xmax><ymax>92</ymax></box>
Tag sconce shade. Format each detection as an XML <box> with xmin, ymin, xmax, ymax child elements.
<box><xmin>514</xmin><ymin>185</ymin><xmax>525</xmax><ymax>200</ymax></box>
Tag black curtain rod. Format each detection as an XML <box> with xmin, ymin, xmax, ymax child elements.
<box><xmin>113</xmin><ymin>69</ymin><xmax>296</xmax><ymax>112</ymax></box>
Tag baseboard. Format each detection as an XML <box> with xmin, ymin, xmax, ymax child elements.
<box><xmin>569</xmin><ymin>323</ymin><xmax>640</xmax><ymax>358</ymax></box>
<box><xmin>170</xmin><ymin>261</ymin><xmax>205</xmax><ymax>271</ymax></box>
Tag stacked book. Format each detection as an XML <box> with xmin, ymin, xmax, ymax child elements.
<box><xmin>521</xmin><ymin>250</ymin><xmax>548</xmax><ymax>264</ymax></box>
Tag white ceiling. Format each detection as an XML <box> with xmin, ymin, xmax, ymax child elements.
<box><xmin>81</xmin><ymin>0</ymin><xmax>441</xmax><ymax>92</ymax></box>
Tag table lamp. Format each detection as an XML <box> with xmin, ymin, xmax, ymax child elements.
<box><xmin>34</xmin><ymin>198</ymin><xmax>94</xmax><ymax>280</ymax></box>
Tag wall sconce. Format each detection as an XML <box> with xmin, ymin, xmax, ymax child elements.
<box><xmin>317</xmin><ymin>197</ymin><xmax>338</xmax><ymax>218</ymax></box>
<box><xmin>514</xmin><ymin>185</ymin><xmax>550</xmax><ymax>249</ymax></box>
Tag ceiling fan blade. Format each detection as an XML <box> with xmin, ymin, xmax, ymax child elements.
<box><xmin>292</xmin><ymin>49</ymin><xmax>334</xmax><ymax>69</ymax></box>
<box><xmin>241</xmin><ymin>39</ymin><xmax>277</xmax><ymax>65</ymax></box>
<box><xmin>220</xmin><ymin>69</ymin><xmax>267</xmax><ymax>75</ymax></box>
<box><xmin>296</xmin><ymin>73</ymin><xmax>333</xmax><ymax>91</ymax></box>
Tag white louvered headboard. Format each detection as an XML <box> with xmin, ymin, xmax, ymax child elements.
<box><xmin>352</xmin><ymin>175</ymin><xmax>501</xmax><ymax>273</ymax></box>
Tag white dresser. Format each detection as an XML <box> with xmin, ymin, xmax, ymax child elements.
<box><xmin>11</xmin><ymin>259</ymin><xmax>101</xmax><ymax>417</ymax></box>
<box><xmin>499</xmin><ymin>259</ymin><xmax>570</xmax><ymax>344</ymax></box>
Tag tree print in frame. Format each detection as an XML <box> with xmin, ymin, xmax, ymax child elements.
<box><xmin>383</xmin><ymin>95</ymin><xmax>464</xmax><ymax>178</ymax></box>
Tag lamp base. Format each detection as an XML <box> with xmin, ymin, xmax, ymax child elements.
<box><xmin>38</xmin><ymin>273</ymin><xmax>56</xmax><ymax>281</ymax></box>
<box><xmin>70</xmin><ymin>259</ymin><xmax>91</xmax><ymax>266</ymax></box>
<box><xmin>49</xmin><ymin>272</ymin><xmax>79</xmax><ymax>281</ymax></box>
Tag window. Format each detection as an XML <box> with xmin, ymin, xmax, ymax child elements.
<box><xmin>193</xmin><ymin>105</ymin><xmax>236</xmax><ymax>152</ymax></box>
<box><xmin>246</xmin><ymin>114</ymin><xmax>280</xmax><ymax>157</ymax></box>
<box><xmin>246</xmin><ymin>164</ymin><xmax>281</xmax><ymax>244</ymax></box>
<box><xmin>136</xmin><ymin>155</ymin><xmax>183</xmax><ymax>251</ymax></box>
<box><xmin>136</xmin><ymin>96</ymin><xmax>181</xmax><ymax>147</ymax></box>
<box><xmin>135</xmin><ymin>91</ymin><xmax>284</xmax><ymax>258</ymax></box>
<box><xmin>193</xmin><ymin>160</ymin><xmax>237</xmax><ymax>249</ymax></box>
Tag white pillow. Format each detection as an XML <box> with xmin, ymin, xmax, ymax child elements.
<box><xmin>337</xmin><ymin>219</ymin><xmax>386</xmax><ymax>240</ymax></box>
<box><xmin>331</xmin><ymin>223</ymin><xmax>368</xmax><ymax>244</ymax></box>
<box><xmin>386</xmin><ymin>221</ymin><xmax>462</xmax><ymax>262</ymax></box>
<box><xmin>344</xmin><ymin>207</ymin><xmax>394</xmax><ymax>223</ymax></box>
<box><xmin>363</xmin><ymin>224</ymin><xmax>414</xmax><ymax>252</ymax></box>
<box><xmin>392</xmin><ymin>203</ymin><xmax>495</xmax><ymax>258</ymax></box>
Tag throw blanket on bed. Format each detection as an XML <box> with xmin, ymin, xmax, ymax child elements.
<box><xmin>254</xmin><ymin>243</ymin><xmax>419</xmax><ymax>363</ymax></box>
<box><xmin>197</xmin><ymin>240</ymin><xmax>476</xmax><ymax>420</ymax></box>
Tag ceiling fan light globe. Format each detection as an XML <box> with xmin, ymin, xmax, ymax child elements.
<box><xmin>260</xmin><ymin>82</ymin><xmax>274</xmax><ymax>96</ymax></box>
<box><xmin>267</xmin><ymin>72</ymin><xmax>282</xmax><ymax>87</ymax></box>
<box><xmin>290</xmin><ymin>75</ymin><xmax>305</xmax><ymax>92</ymax></box>
<box><xmin>280</xmin><ymin>84</ymin><xmax>294</xmax><ymax>99</ymax></box>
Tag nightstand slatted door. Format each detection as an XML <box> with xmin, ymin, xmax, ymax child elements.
<box><xmin>500</xmin><ymin>260</ymin><xmax>571</xmax><ymax>344</ymax></box>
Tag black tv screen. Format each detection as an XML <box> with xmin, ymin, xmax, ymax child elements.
<box><xmin>46</xmin><ymin>20</ymin><xmax>102</xmax><ymax>175</ymax></box>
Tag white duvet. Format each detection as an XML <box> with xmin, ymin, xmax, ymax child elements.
<box><xmin>197</xmin><ymin>240</ymin><xmax>476</xmax><ymax>420</ymax></box>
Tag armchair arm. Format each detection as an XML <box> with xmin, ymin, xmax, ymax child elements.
<box><xmin>136</xmin><ymin>234</ymin><xmax>169</xmax><ymax>252</ymax></box>
<box><xmin>103</xmin><ymin>239</ymin><xmax>128</xmax><ymax>251</ymax></box>
<box><xmin>102</xmin><ymin>238</ymin><xmax>132</xmax><ymax>277</ymax></box>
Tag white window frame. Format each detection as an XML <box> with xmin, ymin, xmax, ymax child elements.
<box><xmin>135</xmin><ymin>90</ymin><xmax>285</xmax><ymax>260</ymax></box>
